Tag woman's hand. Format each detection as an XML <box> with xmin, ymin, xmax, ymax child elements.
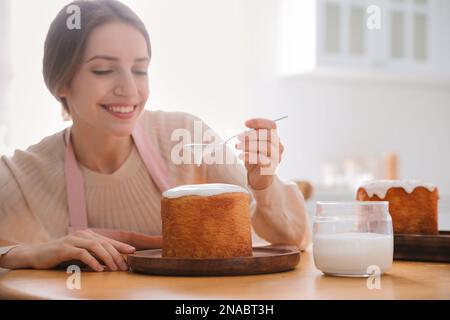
<box><xmin>236</xmin><ymin>118</ymin><xmax>284</xmax><ymax>190</ymax></box>
<box><xmin>0</xmin><ymin>229</ymin><xmax>162</xmax><ymax>271</ymax></box>
<box><xmin>89</xmin><ymin>228</ymin><xmax>163</xmax><ymax>251</ymax></box>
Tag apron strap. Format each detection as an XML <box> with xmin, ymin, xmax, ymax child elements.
<box><xmin>65</xmin><ymin>123</ymin><xmax>172</xmax><ymax>233</ymax></box>
<box><xmin>131</xmin><ymin>124</ymin><xmax>172</xmax><ymax>193</ymax></box>
<box><xmin>64</xmin><ymin>127</ymin><xmax>89</xmax><ymax>233</ymax></box>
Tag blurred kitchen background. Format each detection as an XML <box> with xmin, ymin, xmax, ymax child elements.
<box><xmin>0</xmin><ymin>0</ymin><xmax>449</xmax><ymax>229</ymax></box>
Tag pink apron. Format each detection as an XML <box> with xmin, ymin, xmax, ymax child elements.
<box><xmin>64</xmin><ymin>123</ymin><xmax>173</xmax><ymax>233</ymax></box>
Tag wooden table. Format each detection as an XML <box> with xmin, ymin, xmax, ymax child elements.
<box><xmin>0</xmin><ymin>250</ymin><xmax>449</xmax><ymax>300</ymax></box>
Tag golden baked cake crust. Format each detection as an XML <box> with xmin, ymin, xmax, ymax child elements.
<box><xmin>161</xmin><ymin>191</ymin><xmax>253</xmax><ymax>259</ymax></box>
<box><xmin>357</xmin><ymin>186</ymin><xmax>439</xmax><ymax>235</ymax></box>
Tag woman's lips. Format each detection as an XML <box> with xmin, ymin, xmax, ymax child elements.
<box><xmin>100</xmin><ymin>104</ymin><xmax>138</xmax><ymax>120</ymax></box>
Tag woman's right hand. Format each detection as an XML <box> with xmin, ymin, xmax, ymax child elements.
<box><xmin>0</xmin><ymin>229</ymin><xmax>160</xmax><ymax>272</ymax></box>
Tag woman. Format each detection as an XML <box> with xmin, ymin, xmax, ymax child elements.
<box><xmin>0</xmin><ymin>0</ymin><xmax>310</xmax><ymax>272</ymax></box>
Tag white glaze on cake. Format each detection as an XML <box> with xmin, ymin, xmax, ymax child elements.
<box><xmin>358</xmin><ymin>180</ymin><xmax>436</xmax><ymax>199</ymax></box>
<box><xmin>162</xmin><ymin>183</ymin><xmax>249</xmax><ymax>199</ymax></box>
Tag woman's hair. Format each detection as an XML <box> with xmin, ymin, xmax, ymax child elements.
<box><xmin>43</xmin><ymin>0</ymin><xmax>151</xmax><ymax>118</ymax></box>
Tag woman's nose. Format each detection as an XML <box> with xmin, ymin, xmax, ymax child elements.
<box><xmin>113</xmin><ymin>72</ymin><xmax>138</xmax><ymax>97</ymax></box>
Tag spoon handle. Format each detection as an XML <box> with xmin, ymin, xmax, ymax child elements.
<box><xmin>224</xmin><ymin>115</ymin><xmax>288</xmax><ymax>144</ymax></box>
<box><xmin>183</xmin><ymin>115</ymin><xmax>289</xmax><ymax>148</ymax></box>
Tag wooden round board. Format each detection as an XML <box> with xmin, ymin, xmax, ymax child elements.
<box><xmin>127</xmin><ymin>246</ymin><xmax>300</xmax><ymax>276</ymax></box>
<box><xmin>394</xmin><ymin>231</ymin><xmax>450</xmax><ymax>262</ymax></box>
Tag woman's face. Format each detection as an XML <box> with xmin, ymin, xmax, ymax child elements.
<box><xmin>60</xmin><ymin>21</ymin><xmax>150</xmax><ymax>136</ymax></box>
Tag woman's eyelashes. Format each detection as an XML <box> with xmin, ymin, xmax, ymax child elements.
<box><xmin>92</xmin><ymin>70</ymin><xmax>113</xmax><ymax>75</ymax></box>
<box><xmin>133</xmin><ymin>70</ymin><xmax>148</xmax><ymax>76</ymax></box>
<box><xmin>91</xmin><ymin>70</ymin><xmax>148</xmax><ymax>76</ymax></box>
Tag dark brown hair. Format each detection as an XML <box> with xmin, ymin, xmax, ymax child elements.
<box><xmin>43</xmin><ymin>0</ymin><xmax>151</xmax><ymax>117</ymax></box>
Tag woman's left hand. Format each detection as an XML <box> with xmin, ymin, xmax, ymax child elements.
<box><xmin>90</xmin><ymin>228</ymin><xmax>162</xmax><ymax>250</ymax></box>
<box><xmin>236</xmin><ymin>118</ymin><xmax>284</xmax><ymax>190</ymax></box>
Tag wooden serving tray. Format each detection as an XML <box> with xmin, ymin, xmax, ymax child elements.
<box><xmin>127</xmin><ymin>246</ymin><xmax>300</xmax><ymax>276</ymax></box>
<box><xmin>394</xmin><ymin>231</ymin><xmax>450</xmax><ymax>263</ymax></box>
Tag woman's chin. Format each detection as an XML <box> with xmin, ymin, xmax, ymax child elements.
<box><xmin>104</xmin><ymin>122</ymin><xmax>138</xmax><ymax>137</ymax></box>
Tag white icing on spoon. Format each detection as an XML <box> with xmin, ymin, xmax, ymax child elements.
<box><xmin>162</xmin><ymin>183</ymin><xmax>249</xmax><ymax>199</ymax></box>
<box><xmin>358</xmin><ymin>180</ymin><xmax>436</xmax><ymax>199</ymax></box>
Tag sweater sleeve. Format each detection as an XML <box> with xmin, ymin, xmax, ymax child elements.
<box><xmin>191</xmin><ymin>117</ymin><xmax>311</xmax><ymax>250</ymax></box>
<box><xmin>0</xmin><ymin>156</ymin><xmax>50</xmax><ymax>245</ymax></box>
<box><xmin>248</xmin><ymin>175</ymin><xmax>312</xmax><ymax>250</ymax></box>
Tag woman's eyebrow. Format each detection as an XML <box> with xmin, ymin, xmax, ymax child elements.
<box><xmin>85</xmin><ymin>55</ymin><xmax>150</xmax><ymax>63</ymax></box>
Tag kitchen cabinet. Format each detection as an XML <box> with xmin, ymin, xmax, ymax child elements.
<box><xmin>278</xmin><ymin>0</ymin><xmax>450</xmax><ymax>81</ymax></box>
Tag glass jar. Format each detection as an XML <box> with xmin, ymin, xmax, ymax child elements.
<box><xmin>313</xmin><ymin>201</ymin><xmax>393</xmax><ymax>277</ymax></box>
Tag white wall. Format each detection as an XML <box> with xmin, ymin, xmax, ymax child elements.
<box><xmin>6</xmin><ymin>0</ymin><xmax>72</xmax><ymax>153</ymax></box>
<box><xmin>0</xmin><ymin>0</ymin><xmax>11</xmax><ymax>155</ymax></box>
<box><xmin>124</xmin><ymin>0</ymin><xmax>252</xmax><ymax>135</ymax></box>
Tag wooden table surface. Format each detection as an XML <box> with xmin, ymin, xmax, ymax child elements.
<box><xmin>0</xmin><ymin>250</ymin><xmax>449</xmax><ymax>300</ymax></box>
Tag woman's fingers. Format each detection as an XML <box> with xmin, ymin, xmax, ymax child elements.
<box><xmin>68</xmin><ymin>236</ymin><xmax>119</xmax><ymax>271</ymax></box>
<box><xmin>89</xmin><ymin>228</ymin><xmax>162</xmax><ymax>251</ymax></box>
<box><xmin>127</xmin><ymin>233</ymin><xmax>163</xmax><ymax>250</ymax></box>
<box><xmin>89</xmin><ymin>230</ymin><xmax>136</xmax><ymax>254</ymax></box>
<box><xmin>101</xmin><ymin>236</ymin><xmax>136</xmax><ymax>254</ymax></box>
<box><xmin>245</xmin><ymin>118</ymin><xmax>277</xmax><ymax>130</ymax></box>
<box><xmin>236</xmin><ymin>140</ymin><xmax>283</xmax><ymax>158</ymax></box>
<box><xmin>88</xmin><ymin>232</ymin><xmax>130</xmax><ymax>271</ymax></box>
<box><xmin>237</xmin><ymin>128</ymin><xmax>278</xmax><ymax>143</ymax></box>
<box><xmin>237</xmin><ymin>139</ymin><xmax>284</xmax><ymax>162</ymax></box>
<box><xmin>63</xmin><ymin>247</ymin><xmax>104</xmax><ymax>272</ymax></box>
<box><xmin>238</xmin><ymin>152</ymin><xmax>272</xmax><ymax>166</ymax></box>
<box><xmin>96</xmin><ymin>239</ymin><xmax>129</xmax><ymax>271</ymax></box>
<box><xmin>240</xmin><ymin>118</ymin><xmax>279</xmax><ymax>145</ymax></box>
<box><xmin>89</xmin><ymin>228</ymin><xmax>131</xmax><ymax>245</ymax></box>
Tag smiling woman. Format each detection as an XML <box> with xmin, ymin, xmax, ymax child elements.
<box><xmin>0</xmin><ymin>0</ymin><xmax>311</xmax><ymax>272</ymax></box>
<box><xmin>43</xmin><ymin>0</ymin><xmax>151</xmax><ymax>115</ymax></box>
